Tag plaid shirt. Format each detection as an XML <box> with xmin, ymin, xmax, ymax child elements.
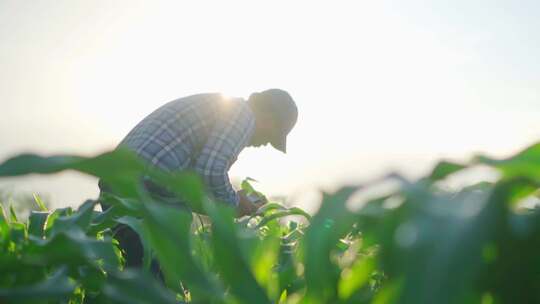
<box><xmin>119</xmin><ymin>93</ymin><xmax>255</xmax><ymax>206</ymax></box>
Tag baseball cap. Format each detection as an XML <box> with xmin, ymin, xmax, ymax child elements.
<box><xmin>259</xmin><ymin>89</ymin><xmax>298</xmax><ymax>153</ymax></box>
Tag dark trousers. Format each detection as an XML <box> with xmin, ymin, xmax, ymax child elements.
<box><xmin>112</xmin><ymin>222</ymin><xmax>163</xmax><ymax>279</ymax></box>
<box><xmin>98</xmin><ymin>179</ymin><xmax>185</xmax><ymax>281</ymax></box>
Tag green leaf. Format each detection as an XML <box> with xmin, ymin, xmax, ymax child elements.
<box><xmin>141</xmin><ymin>200</ymin><xmax>223</xmax><ymax>300</ymax></box>
<box><xmin>147</xmin><ymin>169</ymin><xmax>206</xmax><ymax>213</ymax></box>
<box><xmin>27</xmin><ymin>229</ymin><xmax>119</xmax><ymax>270</ymax></box>
<box><xmin>241</xmin><ymin>177</ymin><xmax>258</xmax><ymax>193</ymax></box>
<box><xmin>0</xmin><ymin>150</ymin><xmax>207</xmax><ymax>212</ymax></box>
<box><xmin>9</xmin><ymin>203</ymin><xmax>18</xmax><ymax>223</ymax></box>
<box><xmin>77</xmin><ymin>264</ymin><xmax>107</xmax><ymax>293</ymax></box>
<box><xmin>49</xmin><ymin>200</ymin><xmax>96</xmax><ymax>236</ymax></box>
<box><xmin>0</xmin><ymin>267</ymin><xmax>76</xmax><ymax>302</ymax></box>
<box><xmin>204</xmin><ymin>197</ymin><xmax>272</xmax><ymax>303</ymax></box>
<box><xmin>0</xmin><ymin>149</ymin><xmax>146</xmax><ymax>197</ymax></box>
<box><xmin>87</xmin><ymin>206</ymin><xmax>120</xmax><ymax>236</ymax></box>
<box><xmin>9</xmin><ymin>222</ymin><xmax>27</xmax><ymax>245</ymax></box>
<box><xmin>383</xmin><ymin>178</ymin><xmax>531</xmax><ymax>304</ymax></box>
<box><xmin>372</xmin><ymin>279</ymin><xmax>402</xmax><ymax>304</ymax></box>
<box><xmin>115</xmin><ymin>216</ymin><xmax>152</xmax><ymax>270</ymax></box>
<box><xmin>338</xmin><ymin>256</ymin><xmax>376</xmax><ymax>300</ymax></box>
<box><xmin>475</xmin><ymin>142</ymin><xmax>540</xmax><ymax>181</ymax></box>
<box><xmin>275</xmin><ymin>238</ymin><xmax>300</xmax><ymax>300</ymax></box>
<box><xmin>252</xmin><ymin>203</ymin><xmax>288</xmax><ymax>217</ymax></box>
<box><xmin>33</xmin><ymin>194</ymin><xmax>48</xmax><ymax>211</ymax></box>
<box><xmin>27</xmin><ymin>211</ymin><xmax>49</xmax><ymax>239</ymax></box>
<box><xmin>102</xmin><ymin>269</ymin><xmax>177</xmax><ymax>304</ymax></box>
<box><xmin>100</xmin><ymin>193</ymin><xmax>142</xmax><ymax>215</ymax></box>
<box><xmin>248</xmin><ymin>235</ymin><xmax>281</xmax><ymax>299</ymax></box>
<box><xmin>303</xmin><ymin>186</ymin><xmax>360</xmax><ymax>303</ymax></box>
<box><xmin>44</xmin><ymin>207</ymin><xmax>72</xmax><ymax>237</ymax></box>
<box><xmin>427</xmin><ymin>160</ymin><xmax>467</xmax><ymax>182</ymax></box>
<box><xmin>256</xmin><ymin>208</ymin><xmax>311</xmax><ymax>228</ymax></box>
<box><xmin>0</xmin><ymin>203</ymin><xmax>8</xmax><ymax>223</ymax></box>
<box><xmin>241</xmin><ymin>178</ymin><xmax>268</xmax><ymax>203</ymax></box>
<box><xmin>0</xmin><ymin>205</ymin><xmax>9</xmax><ymax>244</ymax></box>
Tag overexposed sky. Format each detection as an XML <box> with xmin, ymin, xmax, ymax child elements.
<box><xmin>1</xmin><ymin>1</ymin><xmax>539</xmax><ymax>210</ymax></box>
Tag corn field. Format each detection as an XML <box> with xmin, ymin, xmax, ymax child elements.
<box><xmin>1</xmin><ymin>143</ymin><xmax>540</xmax><ymax>303</ymax></box>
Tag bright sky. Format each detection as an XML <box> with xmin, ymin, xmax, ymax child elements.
<box><xmin>1</xmin><ymin>1</ymin><xmax>539</xmax><ymax>211</ymax></box>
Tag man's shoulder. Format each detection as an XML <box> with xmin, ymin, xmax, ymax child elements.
<box><xmin>165</xmin><ymin>92</ymin><xmax>221</xmax><ymax>107</ymax></box>
<box><xmin>160</xmin><ymin>93</ymin><xmax>252</xmax><ymax>122</ymax></box>
<box><xmin>182</xmin><ymin>92</ymin><xmax>222</xmax><ymax>101</ymax></box>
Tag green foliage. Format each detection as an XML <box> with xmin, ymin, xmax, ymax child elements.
<box><xmin>1</xmin><ymin>143</ymin><xmax>540</xmax><ymax>303</ymax></box>
<box><xmin>0</xmin><ymin>191</ymin><xmax>50</xmax><ymax>221</ymax></box>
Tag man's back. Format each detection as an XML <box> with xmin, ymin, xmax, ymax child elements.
<box><xmin>117</xmin><ymin>93</ymin><xmax>256</xmax><ymax>206</ymax></box>
<box><xmin>121</xmin><ymin>93</ymin><xmax>219</xmax><ymax>171</ymax></box>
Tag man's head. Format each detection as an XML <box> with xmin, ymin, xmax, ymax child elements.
<box><xmin>247</xmin><ymin>89</ymin><xmax>298</xmax><ymax>153</ymax></box>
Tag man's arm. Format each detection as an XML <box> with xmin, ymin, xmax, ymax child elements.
<box><xmin>193</xmin><ymin>101</ymin><xmax>255</xmax><ymax>207</ymax></box>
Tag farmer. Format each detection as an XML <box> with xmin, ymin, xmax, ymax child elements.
<box><xmin>98</xmin><ymin>89</ymin><xmax>298</xmax><ymax>271</ymax></box>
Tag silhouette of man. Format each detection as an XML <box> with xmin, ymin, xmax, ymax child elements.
<box><xmin>99</xmin><ymin>89</ymin><xmax>297</xmax><ymax>272</ymax></box>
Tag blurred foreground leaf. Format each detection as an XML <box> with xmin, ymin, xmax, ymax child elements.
<box><xmin>475</xmin><ymin>142</ymin><xmax>540</xmax><ymax>181</ymax></box>
<box><xmin>204</xmin><ymin>198</ymin><xmax>272</xmax><ymax>303</ymax></box>
<box><xmin>142</xmin><ymin>200</ymin><xmax>223</xmax><ymax>301</ymax></box>
<box><xmin>103</xmin><ymin>269</ymin><xmax>177</xmax><ymax>304</ymax></box>
<box><xmin>0</xmin><ymin>267</ymin><xmax>75</xmax><ymax>303</ymax></box>
<box><xmin>303</xmin><ymin>186</ymin><xmax>360</xmax><ymax>303</ymax></box>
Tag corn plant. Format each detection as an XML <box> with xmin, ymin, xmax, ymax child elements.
<box><xmin>0</xmin><ymin>143</ymin><xmax>540</xmax><ymax>303</ymax></box>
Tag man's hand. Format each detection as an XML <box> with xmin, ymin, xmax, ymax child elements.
<box><xmin>236</xmin><ymin>190</ymin><xmax>261</xmax><ymax>217</ymax></box>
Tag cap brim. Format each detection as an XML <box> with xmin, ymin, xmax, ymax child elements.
<box><xmin>270</xmin><ymin>135</ymin><xmax>287</xmax><ymax>153</ymax></box>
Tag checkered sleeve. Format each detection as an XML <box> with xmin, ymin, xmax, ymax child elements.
<box><xmin>193</xmin><ymin>102</ymin><xmax>255</xmax><ymax>206</ymax></box>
